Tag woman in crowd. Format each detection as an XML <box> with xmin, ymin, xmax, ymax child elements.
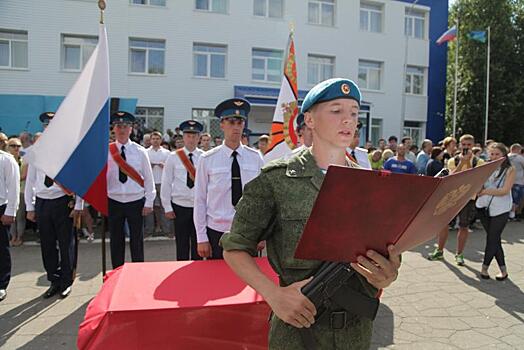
<box><xmin>382</xmin><ymin>148</ymin><xmax>394</xmax><ymax>163</ymax></box>
<box><xmin>6</xmin><ymin>138</ymin><xmax>27</xmax><ymax>246</ymax></box>
<box><xmin>369</xmin><ymin>149</ymin><xmax>383</xmax><ymax>170</ymax></box>
<box><xmin>425</xmin><ymin>146</ymin><xmax>444</xmax><ymax>176</ymax></box>
<box><xmin>476</xmin><ymin>143</ymin><xmax>515</xmax><ymax>280</ymax></box>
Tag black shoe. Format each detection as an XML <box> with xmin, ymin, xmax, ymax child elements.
<box><xmin>480</xmin><ymin>273</ymin><xmax>490</xmax><ymax>280</ymax></box>
<box><xmin>495</xmin><ymin>273</ymin><xmax>509</xmax><ymax>281</ymax></box>
<box><xmin>0</xmin><ymin>289</ymin><xmax>6</xmax><ymax>301</ymax></box>
<box><xmin>59</xmin><ymin>285</ymin><xmax>72</xmax><ymax>298</ymax></box>
<box><xmin>43</xmin><ymin>284</ymin><xmax>60</xmax><ymax>299</ymax></box>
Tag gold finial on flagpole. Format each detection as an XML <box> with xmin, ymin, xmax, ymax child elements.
<box><xmin>289</xmin><ymin>21</ymin><xmax>295</xmax><ymax>35</ymax></box>
<box><xmin>98</xmin><ymin>0</ymin><xmax>106</xmax><ymax>24</ymax></box>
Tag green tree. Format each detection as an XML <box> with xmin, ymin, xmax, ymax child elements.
<box><xmin>447</xmin><ymin>0</ymin><xmax>523</xmax><ymax>144</ymax></box>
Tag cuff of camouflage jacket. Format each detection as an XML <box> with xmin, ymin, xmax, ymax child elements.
<box><xmin>219</xmin><ymin>232</ymin><xmax>258</xmax><ymax>257</ymax></box>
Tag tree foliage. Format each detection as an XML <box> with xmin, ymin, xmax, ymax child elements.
<box><xmin>447</xmin><ymin>0</ymin><xmax>524</xmax><ymax>144</ymax></box>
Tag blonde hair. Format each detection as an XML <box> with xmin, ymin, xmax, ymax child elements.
<box><xmin>382</xmin><ymin>149</ymin><xmax>394</xmax><ymax>160</ymax></box>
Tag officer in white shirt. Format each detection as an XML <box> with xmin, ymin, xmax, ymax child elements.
<box><xmin>107</xmin><ymin>111</ymin><xmax>155</xmax><ymax>269</ymax></box>
<box><xmin>161</xmin><ymin>120</ymin><xmax>204</xmax><ymax>260</ymax></box>
<box><xmin>347</xmin><ymin>121</ymin><xmax>371</xmax><ymax>169</ymax></box>
<box><xmin>0</xmin><ymin>149</ymin><xmax>20</xmax><ymax>302</ymax></box>
<box><xmin>194</xmin><ymin>98</ymin><xmax>264</xmax><ymax>259</ymax></box>
<box><xmin>25</xmin><ymin>112</ymin><xmax>82</xmax><ymax>299</ymax></box>
<box><xmin>145</xmin><ymin>131</ymin><xmax>171</xmax><ymax>236</ymax></box>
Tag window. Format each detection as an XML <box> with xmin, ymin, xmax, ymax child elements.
<box><xmin>254</xmin><ymin>0</ymin><xmax>283</xmax><ymax>18</ymax></box>
<box><xmin>0</xmin><ymin>29</ymin><xmax>28</xmax><ymax>69</ymax></box>
<box><xmin>136</xmin><ymin>107</ymin><xmax>164</xmax><ymax>132</ymax></box>
<box><xmin>307</xmin><ymin>54</ymin><xmax>334</xmax><ymax>85</ymax></box>
<box><xmin>61</xmin><ymin>34</ymin><xmax>97</xmax><ymax>71</ymax></box>
<box><xmin>193</xmin><ymin>43</ymin><xmax>226</xmax><ymax>78</ymax></box>
<box><xmin>252</xmin><ymin>48</ymin><xmax>283</xmax><ymax>82</ymax></box>
<box><xmin>192</xmin><ymin>108</ymin><xmax>222</xmax><ymax>137</ymax></box>
<box><xmin>405</xmin><ymin>8</ymin><xmax>426</xmax><ymax>39</ymax></box>
<box><xmin>129</xmin><ymin>38</ymin><xmax>165</xmax><ymax>75</ymax></box>
<box><xmin>195</xmin><ymin>0</ymin><xmax>228</xmax><ymax>13</ymax></box>
<box><xmin>358</xmin><ymin>60</ymin><xmax>382</xmax><ymax>90</ymax></box>
<box><xmin>403</xmin><ymin>120</ymin><xmax>424</xmax><ymax>146</ymax></box>
<box><xmin>130</xmin><ymin>0</ymin><xmax>166</xmax><ymax>5</ymax></box>
<box><xmin>405</xmin><ymin>66</ymin><xmax>425</xmax><ymax>95</ymax></box>
<box><xmin>308</xmin><ymin>0</ymin><xmax>335</xmax><ymax>26</ymax></box>
<box><xmin>360</xmin><ymin>2</ymin><xmax>383</xmax><ymax>33</ymax></box>
<box><xmin>370</xmin><ymin>118</ymin><xmax>382</xmax><ymax>145</ymax></box>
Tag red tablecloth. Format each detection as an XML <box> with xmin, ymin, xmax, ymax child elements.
<box><xmin>78</xmin><ymin>258</ymin><xmax>278</xmax><ymax>350</ymax></box>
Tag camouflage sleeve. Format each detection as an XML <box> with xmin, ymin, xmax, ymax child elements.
<box><xmin>220</xmin><ymin>171</ymin><xmax>276</xmax><ymax>256</ymax></box>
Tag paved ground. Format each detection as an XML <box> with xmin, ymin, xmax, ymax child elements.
<box><xmin>0</xmin><ymin>222</ymin><xmax>523</xmax><ymax>349</ymax></box>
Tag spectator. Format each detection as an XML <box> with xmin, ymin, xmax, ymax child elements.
<box><xmin>401</xmin><ymin>136</ymin><xmax>417</xmax><ymax>163</ymax></box>
<box><xmin>19</xmin><ymin>132</ymin><xmax>32</xmax><ymax>156</ymax></box>
<box><xmin>174</xmin><ymin>135</ymin><xmax>184</xmax><ymax>149</ymax></box>
<box><xmin>199</xmin><ymin>133</ymin><xmax>212</xmax><ymax>152</ymax></box>
<box><xmin>258</xmin><ymin>135</ymin><xmax>269</xmax><ymax>156</ymax></box>
<box><xmin>425</xmin><ymin>146</ymin><xmax>444</xmax><ymax>177</ymax></box>
<box><xmin>442</xmin><ymin>136</ymin><xmax>457</xmax><ymax>167</ymax></box>
<box><xmin>6</xmin><ymin>138</ymin><xmax>26</xmax><ymax>246</ymax></box>
<box><xmin>369</xmin><ymin>150</ymin><xmax>383</xmax><ymax>170</ymax></box>
<box><xmin>142</xmin><ymin>133</ymin><xmax>152</xmax><ymax>148</ymax></box>
<box><xmin>480</xmin><ymin>139</ymin><xmax>495</xmax><ymax>160</ymax></box>
<box><xmin>130</xmin><ymin>122</ymin><xmax>144</xmax><ymax>143</ymax></box>
<box><xmin>163</xmin><ymin>128</ymin><xmax>174</xmax><ymax>143</ymax></box>
<box><xmin>213</xmin><ymin>136</ymin><xmax>223</xmax><ymax>147</ymax></box>
<box><xmin>377</xmin><ymin>138</ymin><xmax>387</xmax><ymax>151</ymax></box>
<box><xmin>364</xmin><ymin>140</ymin><xmax>373</xmax><ymax>150</ymax></box>
<box><xmin>509</xmin><ymin>143</ymin><xmax>524</xmax><ymax>220</ymax></box>
<box><xmin>161</xmin><ymin>141</ymin><xmax>171</xmax><ymax>151</ymax></box>
<box><xmin>382</xmin><ymin>148</ymin><xmax>394</xmax><ymax>162</ymax></box>
<box><xmin>388</xmin><ymin>136</ymin><xmax>398</xmax><ymax>152</ymax></box>
<box><xmin>383</xmin><ymin>143</ymin><xmax>417</xmax><ymax>174</ymax></box>
<box><xmin>472</xmin><ymin>146</ymin><xmax>482</xmax><ymax>158</ymax></box>
<box><xmin>476</xmin><ymin>143</ymin><xmax>515</xmax><ymax>280</ymax></box>
<box><xmin>0</xmin><ymin>133</ymin><xmax>7</xmax><ymax>152</ymax></box>
<box><xmin>416</xmin><ymin>139</ymin><xmax>433</xmax><ymax>174</ymax></box>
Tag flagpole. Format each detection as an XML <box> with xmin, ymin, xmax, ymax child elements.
<box><xmin>98</xmin><ymin>0</ymin><xmax>107</xmax><ymax>281</ymax></box>
<box><xmin>484</xmin><ymin>26</ymin><xmax>491</xmax><ymax>144</ymax></box>
<box><xmin>452</xmin><ymin>17</ymin><xmax>459</xmax><ymax>138</ymax></box>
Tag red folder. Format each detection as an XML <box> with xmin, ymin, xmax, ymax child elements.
<box><xmin>295</xmin><ymin>159</ymin><xmax>503</xmax><ymax>263</ymax></box>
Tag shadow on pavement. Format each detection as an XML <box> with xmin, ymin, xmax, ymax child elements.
<box><xmin>0</xmin><ymin>296</ymin><xmax>59</xmax><ymax>347</ymax></box>
<box><xmin>370</xmin><ymin>303</ymin><xmax>394</xmax><ymax>349</ymax></box>
<box><xmin>443</xmin><ymin>260</ymin><xmax>524</xmax><ymax>324</ymax></box>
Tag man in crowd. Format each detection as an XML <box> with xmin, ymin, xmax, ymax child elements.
<box><xmin>401</xmin><ymin>136</ymin><xmax>417</xmax><ymax>163</ymax></box>
<box><xmin>0</xmin><ymin>133</ymin><xmax>7</xmax><ymax>152</ymax></box>
<box><xmin>199</xmin><ymin>132</ymin><xmax>212</xmax><ymax>152</ymax></box>
<box><xmin>442</xmin><ymin>136</ymin><xmax>457</xmax><ymax>167</ymax></box>
<box><xmin>145</xmin><ymin>131</ymin><xmax>171</xmax><ymax>237</ymax></box>
<box><xmin>347</xmin><ymin>121</ymin><xmax>371</xmax><ymax>169</ymax></box>
<box><xmin>242</xmin><ymin>128</ymin><xmax>252</xmax><ymax>146</ymax></box>
<box><xmin>428</xmin><ymin>134</ymin><xmax>484</xmax><ymax>265</ymax></box>
<box><xmin>25</xmin><ymin>112</ymin><xmax>82</xmax><ymax>298</ymax></box>
<box><xmin>107</xmin><ymin>111</ymin><xmax>155</xmax><ymax>269</ymax></box>
<box><xmin>194</xmin><ymin>98</ymin><xmax>264</xmax><ymax>259</ymax></box>
<box><xmin>509</xmin><ymin>143</ymin><xmax>524</xmax><ymax>220</ymax></box>
<box><xmin>257</xmin><ymin>135</ymin><xmax>269</xmax><ymax>156</ymax></box>
<box><xmin>142</xmin><ymin>133</ymin><xmax>152</xmax><ymax>148</ymax></box>
<box><xmin>0</xmin><ymin>146</ymin><xmax>20</xmax><ymax>301</ymax></box>
<box><xmin>296</xmin><ymin>113</ymin><xmax>313</xmax><ymax>149</ymax></box>
<box><xmin>378</xmin><ymin>138</ymin><xmax>387</xmax><ymax>151</ymax></box>
<box><xmin>213</xmin><ymin>136</ymin><xmax>223</xmax><ymax>148</ymax></box>
<box><xmin>388</xmin><ymin>135</ymin><xmax>398</xmax><ymax>152</ymax></box>
<box><xmin>162</xmin><ymin>120</ymin><xmax>204</xmax><ymax>260</ymax></box>
<box><xmin>383</xmin><ymin>143</ymin><xmax>417</xmax><ymax>174</ymax></box>
<box><xmin>19</xmin><ymin>132</ymin><xmax>32</xmax><ymax>156</ymax></box>
<box><xmin>416</xmin><ymin>139</ymin><xmax>433</xmax><ymax>174</ymax></box>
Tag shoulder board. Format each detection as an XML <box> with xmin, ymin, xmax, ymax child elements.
<box><xmin>201</xmin><ymin>145</ymin><xmax>222</xmax><ymax>158</ymax></box>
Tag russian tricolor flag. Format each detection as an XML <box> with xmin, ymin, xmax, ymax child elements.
<box><xmin>24</xmin><ymin>24</ymin><xmax>110</xmax><ymax>215</ymax></box>
<box><xmin>436</xmin><ymin>25</ymin><xmax>457</xmax><ymax>45</ymax></box>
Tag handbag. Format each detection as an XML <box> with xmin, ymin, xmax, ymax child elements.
<box><xmin>478</xmin><ymin>168</ymin><xmax>507</xmax><ymax>217</ymax></box>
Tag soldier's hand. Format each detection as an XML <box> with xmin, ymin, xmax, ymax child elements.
<box><xmin>142</xmin><ymin>207</ymin><xmax>153</xmax><ymax>216</ymax></box>
<box><xmin>26</xmin><ymin>211</ymin><xmax>36</xmax><ymax>222</ymax></box>
<box><xmin>265</xmin><ymin>277</ymin><xmax>317</xmax><ymax>329</ymax></box>
<box><xmin>1</xmin><ymin>215</ymin><xmax>15</xmax><ymax>226</ymax></box>
<box><xmin>165</xmin><ymin>211</ymin><xmax>176</xmax><ymax>219</ymax></box>
<box><xmin>350</xmin><ymin>245</ymin><xmax>401</xmax><ymax>290</ymax></box>
<box><xmin>197</xmin><ymin>242</ymin><xmax>212</xmax><ymax>258</ymax></box>
<box><xmin>256</xmin><ymin>240</ymin><xmax>266</xmax><ymax>251</ymax></box>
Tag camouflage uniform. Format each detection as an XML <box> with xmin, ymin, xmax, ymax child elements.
<box><xmin>221</xmin><ymin>148</ymin><xmax>378</xmax><ymax>349</ymax></box>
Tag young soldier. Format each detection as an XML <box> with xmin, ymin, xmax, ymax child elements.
<box><xmin>25</xmin><ymin>112</ymin><xmax>82</xmax><ymax>298</ymax></box>
<box><xmin>0</xmin><ymin>147</ymin><xmax>20</xmax><ymax>301</ymax></box>
<box><xmin>161</xmin><ymin>120</ymin><xmax>204</xmax><ymax>260</ymax></box>
<box><xmin>194</xmin><ymin>98</ymin><xmax>264</xmax><ymax>259</ymax></box>
<box><xmin>221</xmin><ymin>79</ymin><xmax>400</xmax><ymax>349</ymax></box>
<box><xmin>107</xmin><ymin>111</ymin><xmax>155</xmax><ymax>269</ymax></box>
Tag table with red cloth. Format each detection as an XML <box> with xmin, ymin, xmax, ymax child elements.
<box><xmin>78</xmin><ymin>257</ymin><xmax>278</xmax><ymax>350</ymax></box>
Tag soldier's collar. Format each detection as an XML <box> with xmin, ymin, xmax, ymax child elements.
<box><xmin>285</xmin><ymin>148</ymin><xmax>319</xmax><ymax>178</ymax></box>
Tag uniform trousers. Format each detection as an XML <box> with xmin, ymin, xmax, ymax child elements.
<box><xmin>206</xmin><ymin>227</ymin><xmax>224</xmax><ymax>259</ymax></box>
<box><xmin>172</xmin><ymin>203</ymin><xmax>200</xmax><ymax>261</ymax></box>
<box><xmin>35</xmin><ymin>195</ymin><xmax>74</xmax><ymax>288</ymax></box>
<box><xmin>0</xmin><ymin>205</ymin><xmax>11</xmax><ymax>290</ymax></box>
<box><xmin>109</xmin><ymin>197</ymin><xmax>145</xmax><ymax>269</ymax></box>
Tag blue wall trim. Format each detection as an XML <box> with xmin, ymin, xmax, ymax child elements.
<box><xmin>396</xmin><ymin>0</ymin><xmax>449</xmax><ymax>142</ymax></box>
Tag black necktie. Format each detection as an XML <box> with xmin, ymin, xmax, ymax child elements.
<box><xmin>119</xmin><ymin>145</ymin><xmax>128</xmax><ymax>183</ymax></box>
<box><xmin>351</xmin><ymin>149</ymin><xmax>356</xmax><ymax>159</ymax></box>
<box><xmin>231</xmin><ymin>150</ymin><xmax>242</xmax><ymax>206</ymax></box>
<box><xmin>44</xmin><ymin>175</ymin><xmax>54</xmax><ymax>188</ymax></box>
<box><xmin>186</xmin><ymin>153</ymin><xmax>194</xmax><ymax>189</ymax></box>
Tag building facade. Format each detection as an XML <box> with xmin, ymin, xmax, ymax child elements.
<box><xmin>0</xmin><ymin>0</ymin><xmax>448</xmax><ymax>146</ymax></box>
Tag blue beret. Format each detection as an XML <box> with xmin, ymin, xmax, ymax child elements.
<box><xmin>179</xmin><ymin>119</ymin><xmax>203</xmax><ymax>133</ymax></box>
<box><xmin>301</xmin><ymin>78</ymin><xmax>361</xmax><ymax>113</ymax></box>
<box><xmin>215</xmin><ymin>98</ymin><xmax>250</xmax><ymax>119</ymax></box>
<box><xmin>111</xmin><ymin>111</ymin><xmax>135</xmax><ymax>124</ymax></box>
<box><xmin>39</xmin><ymin>112</ymin><xmax>55</xmax><ymax>123</ymax></box>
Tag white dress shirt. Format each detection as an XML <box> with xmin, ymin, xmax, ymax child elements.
<box><xmin>161</xmin><ymin>147</ymin><xmax>203</xmax><ymax>211</ymax></box>
<box><xmin>347</xmin><ymin>147</ymin><xmax>371</xmax><ymax>170</ymax></box>
<box><xmin>147</xmin><ymin>146</ymin><xmax>170</xmax><ymax>184</ymax></box>
<box><xmin>194</xmin><ymin>143</ymin><xmax>264</xmax><ymax>243</ymax></box>
<box><xmin>107</xmin><ymin>140</ymin><xmax>156</xmax><ymax>207</ymax></box>
<box><xmin>0</xmin><ymin>151</ymin><xmax>20</xmax><ymax>216</ymax></box>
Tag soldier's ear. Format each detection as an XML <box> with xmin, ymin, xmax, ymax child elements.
<box><xmin>304</xmin><ymin>111</ymin><xmax>314</xmax><ymax>129</ymax></box>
